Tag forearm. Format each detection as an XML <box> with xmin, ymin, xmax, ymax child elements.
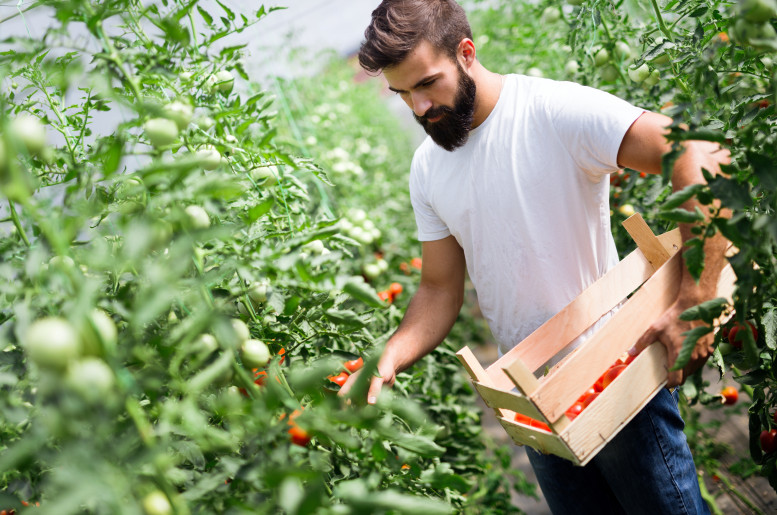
<box><xmin>382</xmin><ymin>281</ymin><xmax>463</xmax><ymax>375</ymax></box>
<box><xmin>672</xmin><ymin>140</ymin><xmax>732</xmax><ymax>306</ymax></box>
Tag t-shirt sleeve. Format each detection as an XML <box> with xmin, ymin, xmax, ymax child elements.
<box><xmin>409</xmin><ymin>151</ymin><xmax>451</xmax><ymax>241</ymax></box>
<box><xmin>545</xmin><ymin>80</ymin><xmax>645</xmax><ymax>182</ymax></box>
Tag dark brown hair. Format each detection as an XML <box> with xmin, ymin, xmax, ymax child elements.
<box><xmin>359</xmin><ymin>0</ymin><xmax>473</xmax><ymax>74</ymax></box>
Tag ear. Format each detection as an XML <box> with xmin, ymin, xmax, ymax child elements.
<box><xmin>458</xmin><ymin>38</ymin><xmax>476</xmax><ymax>68</ymax></box>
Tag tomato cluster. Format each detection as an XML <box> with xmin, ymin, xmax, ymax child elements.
<box><xmin>565</xmin><ymin>354</ymin><xmax>635</xmax><ymax>421</ymax></box>
<box><xmin>398</xmin><ymin>257</ymin><xmax>422</xmax><ymax>274</ymax></box>
<box><xmin>328</xmin><ymin>357</ymin><xmax>364</xmax><ymax>386</ymax></box>
<box><xmin>721</xmin><ymin>320</ymin><xmax>758</xmax><ymax>349</ymax></box>
<box><xmin>377</xmin><ymin>282</ymin><xmax>403</xmax><ymax>305</ymax></box>
<box><xmin>513</xmin><ymin>412</ymin><xmax>551</xmax><ymax>432</ymax></box>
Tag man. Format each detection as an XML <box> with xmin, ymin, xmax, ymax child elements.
<box><xmin>339</xmin><ymin>1</ymin><xmax>731</xmax><ymax>513</ymax></box>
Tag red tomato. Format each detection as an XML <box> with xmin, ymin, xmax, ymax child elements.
<box><xmin>602</xmin><ymin>364</ymin><xmax>627</xmax><ymax>389</ymax></box>
<box><xmin>399</xmin><ymin>262</ymin><xmax>410</xmax><ymax>274</ymax></box>
<box><xmin>254</xmin><ymin>370</ymin><xmax>267</xmax><ymax>386</ymax></box>
<box><xmin>388</xmin><ymin>282</ymin><xmax>403</xmax><ymax>300</ymax></box>
<box><xmin>288</xmin><ymin>424</ymin><xmax>311</xmax><ymax>447</ymax></box>
<box><xmin>566</xmin><ymin>402</ymin><xmax>584</xmax><ymax>421</ymax></box>
<box><xmin>410</xmin><ymin>257</ymin><xmax>422</xmax><ymax>269</ymax></box>
<box><xmin>378</xmin><ymin>291</ymin><xmax>392</xmax><ymax>303</ymax></box>
<box><xmin>580</xmin><ymin>391</ymin><xmax>600</xmax><ymax>408</ymax></box>
<box><xmin>514</xmin><ymin>413</ymin><xmax>551</xmax><ymax>432</ymax></box>
<box><xmin>328</xmin><ymin>371</ymin><xmax>349</xmax><ymax>387</ymax></box>
<box><xmin>576</xmin><ymin>387</ymin><xmax>597</xmax><ymax>404</ymax></box>
<box><xmin>728</xmin><ymin>321</ymin><xmax>758</xmax><ymax>349</ymax></box>
<box><xmin>760</xmin><ymin>429</ymin><xmax>777</xmax><ymax>454</ymax></box>
<box><xmin>277</xmin><ymin>347</ymin><xmax>285</xmax><ymax>365</ymax></box>
<box><xmin>344</xmin><ymin>357</ymin><xmax>363</xmax><ymax>373</ymax></box>
<box><xmin>720</xmin><ymin>386</ymin><xmax>738</xmax><ymax>405</ymax></box>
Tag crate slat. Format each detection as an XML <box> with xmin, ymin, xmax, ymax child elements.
<box><xmin>530</xmin><ymin>253</ymin><xmax>684</xmax><ymax>423</ymax></box>
<box><xmin>473</xmin><ymin>381</ymin><xmax>546</xmax><ymax>422</ymax></box>
<box><xmin>561</xmin><ymin>342</ymin><xmax>668</xmax><ymax>466</ymax></box>
<box><xmin>455</xmin><ymin>346</ymin><xmax>511</xmax><ymax>419</ymax></box>
<box><xmin>498</xmin><ymin>417</ymin><xmax>578</xmax><ymax>462</ymax></box>
<box><xmin>623</xmin><ymin>214</ymin><xmax>672</xmax><ymax>271</ymax></box>
<box><xmin>488</xmin><ymin>249</ymin><xmax>654</xmax><ymax>390</ymax></box>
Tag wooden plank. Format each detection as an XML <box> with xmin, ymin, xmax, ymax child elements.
<box><xmin>488</xmin><ymin>247</ymin><xmax>656</xmax><ymax>388</ymax></box>
<box><xmin>474</xmin><ymin>382</ymin><xmax>546</xmax><ymax>421</ymax></box>
<box><xmin>498</xmin><ymin>416</ymin><xmax>579</xmax><ymax>463</ymax></box>
<box><xmin>657</xmin><ymin>228</ymin><xmax>682</xmax><ymax>255</ymax></box>
<box><xmin>560</xmin><ymin>342</ymin><xmax>668</xmax><ymax>466</ymax></box>
<box><xmin>502</xmin><ymin>357</ymin><xmax>541</xmax><ymax>396</ymax></box>
<box><xmin>530</xmin><ymin>253</ymin><xmax>684</xmax><ymax>423</ymax></box>
<box><xmin>622</xmin><ymin>214</ymin><xmax>672</xmax><ymax>271</ymax></box>
<box><xmin>455</xmin><ymin>346</ymin><xmax>511</xmax><ymax>419</ymax></box>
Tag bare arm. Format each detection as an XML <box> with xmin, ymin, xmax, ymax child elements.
<box><xmin>339</xmin><ymin>235</ymin><xmax>466</xmax><ymax>403</ymax></box>
<box><xmin>617</xmin><ymin>111</ymin><xmax>732</xmax><ymax>387</ymax></box>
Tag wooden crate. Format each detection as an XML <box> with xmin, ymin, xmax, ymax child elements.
<box><xmin>456</xmin><ymin>214</ymin><xmax>736</xmax><ymax>466</ymax></box>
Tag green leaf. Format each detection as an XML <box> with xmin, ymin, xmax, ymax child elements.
<box><xmin>678</xmin><ymin>297</ymin><xmax>729</xmax><ymax>323</ymax></box>
<box><xmin>670</xmin><ymin>325</ymin><xmax>713</xmax><ymax>371</ymax></box>
<box><xmin>215</xmin><ymin>0</ymin><xmax>235</xmax><ymax>20</ymax></box>
<box><xmin>343</xmin><ymin>279</ymin><xmax>385</xmax><ymax>309</ymax></box>
<box><xmin>196</xmin><ymin>5</ymin><xmax>213</xmax><ymax>25</ymax></box>
<box><xmin>764</xmin><ymin>308</ymin><xmax>777</xmax><ymax>350</ymax></box>
<box><xmin>683</xmin><ymin>238</ymin><xmax>705</xmax><ymax>282</ymax></box>
<box><xmin>657</xmin><ymin>206</ymin><xmax>706</xmax><ymax>224</ymax></box>
<box><xmin>661</xmin><ymin>183</ymin><xmax>705</xmax><ymax>211</ymax></box>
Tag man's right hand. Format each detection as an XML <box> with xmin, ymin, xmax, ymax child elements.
<box><xmin>338</xmin><ymin>354</ymin><xmax>396</xmax><ymax>404</ymax></box>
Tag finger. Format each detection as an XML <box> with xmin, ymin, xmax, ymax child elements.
<box><xmin>367</xmin><ymin>375</ymin><xmax>384</xmax><ymax>405</ymax></box>
<box><xmin>631</xmin><ymin>325</ymin><xmax>659</xmax><ymax>356</ymax></box>
<box><xmin>337</xmin><ymin>369</ymin><xmax>360</xmax><ymax>398</ymax></box>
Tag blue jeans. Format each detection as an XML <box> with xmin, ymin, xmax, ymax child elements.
<box><xmin>526</xmin><ymin>388</ymin><xmax>710</xmax><ymax>515</ymax></box>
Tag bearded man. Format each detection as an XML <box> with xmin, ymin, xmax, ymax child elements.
<box><xmin>340</xmin><ymin>2</ymin><xmax>730</xmax><ymax>513</ymax></box>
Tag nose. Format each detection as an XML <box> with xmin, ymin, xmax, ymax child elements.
<box><xmin>409</xmin><ymin>91</ymin><xmax>433</xmax><ymax>118</ymax></box>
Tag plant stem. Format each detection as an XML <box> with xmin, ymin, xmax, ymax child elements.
<box><xmin>650</xmin><ymin>0</ymin><xmax>674</xmax><ymax>42</ymax></box>
<box><xmin>8</xmin><ymin>200</ymin><xmax>30</xmax><ymax>246</ymax></box>
<box><xmin>697</xmin><ymin>471</ymin><xmax>724</xmax><ymax>515</ymax></box>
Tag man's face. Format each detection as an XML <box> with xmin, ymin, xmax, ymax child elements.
<box><xmin>383</xmin><ymin>40</ymin><xmax>477</xmax><ymax>152</ymax></box>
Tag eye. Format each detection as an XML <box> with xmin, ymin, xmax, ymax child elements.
<box><xmin>420</xmin><ymin>79</ymin><xmax>435</xmax><ymax>88</ymax></box>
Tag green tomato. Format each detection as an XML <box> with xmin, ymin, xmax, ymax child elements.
<box><xmin>733</xmin><ymin>18</ymin><xmax>777</xmax><ymax>49</ymax></box>
<box><xmin>195</xmin><ymin>115</ymin><xmax>215</xmax><ymax>131</ymax></box>
<box><xmin>742</xmin><ymin>0</ymin><xmax>777</xmax><ymax>22</ymax></box>
<box><xmin>599</xmin><ymin>64</ymin><xmax>619</xmax><ymax>82</ymax></box>
<box><xmin>376</xmin><ymin>258</ymin><xmax>389</xmax><ymax>273</ymax></box>
<box><xmin>614</xmin><ymin>41</ymin><xmax>633</xmax><ymax>60</ymax></box>
<box><xmin>248</xmin><ymin>280</ymin><xmax>269</xmax><ymax>304</ymax></box>
<box><xmin>207</xmin><ymin>69</ymin><xmax>234</xmax><ymax>93</ymax></box>
<box><xmin>48</xmin><ymin>255</ymin><xmax>75</xmax><ymax>271</ymax></box>
<box><xmin>142</xmin><ymin>491</ymin><xmax>172</xmax><ymax>515</ymax></box>
<box><xmin>594</xmin><ymin>48</ymin><xmax>611</xmax><ymax>67</ymax></box>
<box><xmin>628</xmin><ymin>63</ymin><xmax>650</xmax><ymax>83</ymax></box>
<box><xmin>527</xmin><ymin>67</ymin><xmax>543</xmax><ymax>78</ymax></box>
<box><xmin>143</xmin><ymin>118</ymin><xmax>178</xmax><ymax>148</ymax></box>
<box><xmin>230</xmin><ymin>318</ymin><xmax>251</xmax><ymax>343</ymax></box>
<box><xmin>24</xmin><ymin>317</ymin><xmax>82</xmax><ymax>371</ymax></box>
<box><xmin>564</xmin><ymin>60</ymin><xmax>580</xmax><ymax>75</ymax></box>
<box><xmin>195</xmin><ymin>145</ymin><xmax>221</xmax><ymax>170</ymax></box>
<box><xmin>540</xmin><ymin>6</ymin><xmax>561</xmax><ymax>24</ymax></box>
<box><xmin>163</xmin><ymin>101</ymin><xmax>193</xmax><ymax>130</ymax></box>
<box><xmin>66</xmin><ymin>357</ymin><xmax>115</xmax><ymax>401</ymax></box>
<box><xmin>185</xmin><ymin>205</ymin><xmax>210</xmax><ymax>229</ymax></box>
<box><xmin>304</xmin><ymin>239</ymin><xmax>325</xmax><ymax>254</ymax></box>
<box><xmin>348</xmin><ymin>208</ymin><xmax>367</xmax><ymax>224</ymax></box>
<box><xmin>81</xmin><ymin>309</ymin><xmax>118</xmax><ymax>357</ymax></box>
<box><xmin>241</xmin><ymin>339</ymin><xmax>270</xmax><ymax>369</ymax></box>
<box><xmin>362</xmin><ymin>263</ymin><xmax>381</xmax><ymax>280</ymax></box>
<box><xmin>12</xmin><ymin>114</ymin><xmax>47</xmax><ymax>155</ymax></box>
<box><xmin>250</xmin><ymin>164</ymin><xmax>278</xmax><ymax>185</ymax></box>
<box><xmin>644</xmin><ymin>69</ymin><xmax>661</xmax><ymax>86</ymax></box>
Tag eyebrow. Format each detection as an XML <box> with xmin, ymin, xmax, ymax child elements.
<box><xmin>387</xmin><ymin>74</ymin><xmax>440</xmax><ymax>94</ymax></box>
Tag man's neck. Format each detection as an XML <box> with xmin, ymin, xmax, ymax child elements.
<box><xmin>471</xmin><ymin>64</ymin><xmax>504</xmax><ymax>129</ymax></box>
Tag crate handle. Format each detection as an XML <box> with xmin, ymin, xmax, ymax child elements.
<box><xmin>622</xmin><ymin>213</ymin><xmax>674</xmax><ymax>271</ymax></box>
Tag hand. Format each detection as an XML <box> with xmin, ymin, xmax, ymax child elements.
<box><xmin>338</xmin><ymin>355</ymin><xmax>397</xmax><ymax>405</ymax></box>
<box><xmin>632</xmin><ymin>299</ymin><xmax>715</xmax><ymax>388</ymax></box>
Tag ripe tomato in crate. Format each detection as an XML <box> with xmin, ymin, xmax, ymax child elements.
<box><xmin>457</xmin><ymin>214</ymin><xmax>736</xmax><ymax>466</ymax></box>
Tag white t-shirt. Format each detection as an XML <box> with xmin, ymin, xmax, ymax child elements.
<box><xmin>409</xmin><ymin>74</ymin><xmax>645</xmax><ymax>358</ymax></box>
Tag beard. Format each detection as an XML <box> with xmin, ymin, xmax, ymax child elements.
<box><xmin>413</xmin><ymin>64</ymin><xmax>477</xmax><ymax>152</ymax></box>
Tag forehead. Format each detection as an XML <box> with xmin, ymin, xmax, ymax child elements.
<box><xmin>382</xmin><ymin>40</ymin><xmax>454</xmax><ymax>90</ymax></box>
